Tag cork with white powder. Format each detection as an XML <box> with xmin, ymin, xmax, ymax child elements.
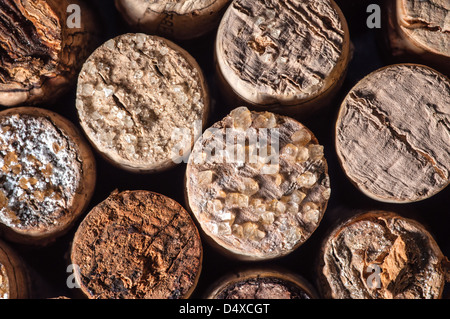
<box><xmin>0</xmin><ymin>107</ymin><xmax>96</xmax><ymax>245</ymax></box>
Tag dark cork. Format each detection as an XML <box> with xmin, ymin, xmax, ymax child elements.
<box><xmin>71</xmin><ymin>190</ymin><xmax>203</xmax><ymax>299</ymax></box>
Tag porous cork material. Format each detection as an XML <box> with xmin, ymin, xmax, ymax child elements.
<box><xmin>185</xmin><ymin>107</ymin><xmax>330</xmax><ymax>260</ymax></box>
<box><xmin>0</xmin><ymin>0</ymin><xmax>99</xmax><ymax>107</ymax></box>
<box><xmin>71</xmin><ymin>190</ymin><xmax>203</xmax><ymax>299</ymax></box>
<box><xmin>215</xmin><ymin>0</ymin><xmax>351</xmax><ymax>114</ymax></box>
<box><xmin>0</xmin><ymin>239</ymin><xmax>30</xmax><ymax>299</ymax></box>
<box><xmin>318</xmin><ymin>211</ymin><xmax>449</xmax><ymax>299</ymax></box>
<box><xmin>115</xmin><ymin>0</ymin><xmax>231</xmax><ymax>40</ymax></box>
<box><xmin>0</xmin><ymin>107</ymin><xmax>96</xmax><ymax>245</ymax></box>
<box><xmin>76</xmin><ymin>33</ymin><xmax>209</xmax><ymax>173</ymax></box>
<box><xmin>335</xmin><ymin>64</ymin><xmax>450</xmax><ymax>203</ymax></box>
<box><xmin>207</xmin><ymin>269</ymin><xmax>317</xmax><ymax>299</ymax></box>
<box><xmin>384</xmin><ymin>0</ymin><xmax>449</xmax><ymax>75</ymax></box>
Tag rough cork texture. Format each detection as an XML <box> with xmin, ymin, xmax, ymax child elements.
<box><xmin>208</xmin><ymin>270</ymin><xmax>315</xmax><ymax>299</ymax></box>
<box><xmin>0</xmin><ymin>107</ymin><xmax>96</xmax><ymax>245</ymax></box>
<box><xmin>318</xmin><ymin>211</ymin><xmax>448</xmax><ymax>299</ymax></box>
<box><xmin>336</xmin><ymin>64</ymin><xmax>450</xmax><ymax>203</ymax></box>
<box><xmin>115</xmin><ymin>0</ymin><xmax>230</xmax><ymax>40</ymax></box>
<box><xmin>185</xmin><ymin>107</ymin><xmax>330</xmax><ymax>260</ymax></box>
<box><xmin>215</xmin><ymin>0</ymin><xmax>350</xmax><ymax>112</ymax></box>
<box><xmin>0</xmin><ymin>0</ymin><xmax>99</xmax><ymax>107</ymax></box>
<box><xmin>71</xmin><ymin>190</ymin><xmax>203</xmax><ymax>299</ymax></box>
<box><xmin>397</xmin><ymin>0</ymin><xmax>449</xmax><ymax>57</ymax></box>
<box><xmin>0</xmin><ymin>239</ymin><xmax>29</xmax><ymax>299</ymax></box>
<box><xmin>76</xmin><ymin>33</ymin><xmax>209</xmax><ymax>173</ymax></box>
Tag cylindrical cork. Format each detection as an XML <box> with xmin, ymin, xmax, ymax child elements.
<box><xmin>383</xmin><ymin>0</ymin><xmax>450</xmax><ymax>75</ymax></box>
<box><xmin>0</xmin><ymin>239</ymin><xmax>30</xmax><ymax>299</ymax></box>
<box><xmin>0</xmin><ymin>107</ymin><xmax>96</xmax><ymax>245</ymax></box>
<box><xmin>0</xmin><ymin>0</ymin><xmax>100</xmax><ymax>107</ymax></box>
<box><xmin>215</xmin><ymin>0</ymin><xmax>351</xmax><ymax>116</ymax></box>
<box><xmin>335</xmin><ymin>64</ymin><xmax>450</xmax><ymax>204</ymax></box>
<box><xmin>76</xmin><ymin>33</ymin><xmax>210</xmax><ymax>173</ymax></box>
<box><xmin>115</xmin><ymin>0</ymin><xmax>231</xmax><ymax>40</ymax></box>
<box><xmin>185</xmin><ymin>107</ymin><xmax>331</xmax><ymax>261</ymax></box>
<box><xmin>318</xmin><ymin>211</ymin><xmax>449</xmax><ymax>299</ymax></box>
<box><xmin>206</xmin><ymin>268</ymin><xmax>318</xmax><ymax>299</ymax></box>
<box><xmin>70</xmin><ymin>190</ymin><xmax>203</xmax><ymax>299</ymax></box>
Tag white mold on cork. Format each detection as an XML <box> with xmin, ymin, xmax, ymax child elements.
<box><xmin>0</xmin><ymin>107</ymin><xmax>96</xmax><ymax>245</ymax></box>
<box><xmin>0</xmin><ymin>114</ymin><xmax>81</xmax><ymax>230</ymax></box>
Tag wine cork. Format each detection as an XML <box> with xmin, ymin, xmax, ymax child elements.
<box><xmin>206</xmin><ymin>269</ymin><xmax>318</xmax><ymax>299</ymax></box>
<box><xmin>0</xmin><ymin>0</ymin><xmax>100</xmax><ymax>107</ymax></box>
<box><xmin>0</xmin><ymin>107</ymin><xmax>96</xmax><ymax>245</ymax></box>
<box><xmin>384</xmin><ymin>0</ymin><xmax>450</xmax><ymax>75</ymax></box>
<box><xmin>185</xmin><ymin>107</ymin><xmax>331</xmax><ymax>261</ymax></box>
<box><xmin>215</xmin><ymin>0</ymin><xmax>351</xmax><ymax>115</ymax></box>
<box><xmin>115</xmin><ymin>0</ymin><xmax>231</xmax><ymax>40</ymax></box>
<box><xmin>76</xmin><ymin>33</ymin><xmax>210</xmax><ymax>173</ymax></box>
<box><xmin>335</xmin><ymin>64</ymin><xmax>450</xmax><ymax>204</ymax></box>
<box><xmin>318</xmin><ymin>211</ymin><xmax>449</xmax><ymax>299</ymax></box>
<box><xmin>0</xmin><ymin>239</ymin><xmax>30</xmax><ymax>299</ymax></box>
<box><xmin>70</xmin><ymin>190</ymin><xmax>203</xmax><ymax>299</ymax></box>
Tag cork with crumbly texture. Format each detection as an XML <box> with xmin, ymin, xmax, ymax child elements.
<box><xmin>0</xmin><ymin>0</ymin><xmax>99</xmax><ymax>107</ymax></box>
<box><xmin>76</xmin><ymin>33</ymin><xmax>209</xmax><ymax>173</ymax></box>
<box><xmin>215</xmin><ymin>0</ymin><xmax>350</xmax><ymax>111</ymax></box>
<box><xmin>0</xmin><ymin>107</ymin><xmax>96</xmax><ymax>245</ymax></box>
<box><xmin>71</xmin><ymin>190</ymin><xmax>203</xmax><ymax>299</ymax></box>
<box><xmin>336</xmin><ymin>64</ymin><xmax>450</xmax><ymax>203</ymax></box>
<box><xmin>115</xmin><ymin>0</ymin><xmax>230</xmax><ymax>40</ymax></box>
<box><xmin>318</xmin><ymin>211</ymin><xmax>447</xmax><ymax>299</ymax></box>
<box><xmin>185</xmin><ymin>107</ymin><xmax>330</xmax><ymax>260</ymax></box>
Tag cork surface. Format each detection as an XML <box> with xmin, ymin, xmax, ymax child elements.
<box><xmin>0</xmin><ymin>240</ymin><xmax>29</xmax><ymax>299</ymax></box>
<box><xmin>71</xmin><ymin>190</ymin><xmax>203</xmax><ymax>299</ymax></box>
<box><xmin>0</xmin><ymin>0</ymin><xmax>98</xmax><ymax>107</ymax></box>
<box><xmin>216</xmin><ymin>0</ymin><xmax>349</xmax><ymax>107</ymax></box>
<box><xmin>213</xmin><ymin>276</ymin><xmax>311</xmax><ymax>299</ymax></box>
<box><xmin>186</xmin><ymin>107</ymin><xmax>330</xmax><ymax>260</ymax></box>
<box><xmin>76</xmin><ymin>33</ymin><xmax>208</xmax><ymax>172</ymax></box>
<box><xmin>397</xmin><ymin>0</ymin><xmax>449</xmax><ymax>57</ymax></box>
<box><xmin>0</xmin><ymin>113</ymin><xmax>81</xmax><ymax>231</ymax></box>
<box><xmin>336</xmin><ymin>64</ymin><xmax>450</xmax><ymax>203</ymax></box>
<box><xmin>0</xmin><ymin>262</ymin><xmax>9</xmax><ymax>299</ymax></box>
<box><xmin>125</xmin><ymin>0</ymin><xmax>218</xmax><ymax>15</ymax></box>
<box><xmin>115</xmin><ymin>0</ymin><xmax>230</xmax><ymax>40</ymax></box>
<box><xmin>319</xmin><ymin>211</ymin><xmax>447</xmax><ymax>299</ymax></box>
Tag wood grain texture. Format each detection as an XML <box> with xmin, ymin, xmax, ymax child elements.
<box><xmin>0</xmin><ymin>0</ymin><xmax>100</xmax><ymax>107</ymax></box>
<box><xmin>215</xmin><ymin>0</ymin><xmax>350</xmax><ymax>113</ymax></box>
<box><xmin>336</xmin><ymin>64</ymin><xmax>450</xmax><ymax>203</ymax></box>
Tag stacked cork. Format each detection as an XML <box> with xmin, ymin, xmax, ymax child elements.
<box><xmin>0</xmin><ymin>0</ymin><xmax>448</xmax><ymax>301</ymax></box>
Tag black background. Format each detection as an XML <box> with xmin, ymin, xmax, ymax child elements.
<box><xmin>3</xmin><ymin>0</ymin><xmax>448</xmax><ymax>299</ymax></box>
